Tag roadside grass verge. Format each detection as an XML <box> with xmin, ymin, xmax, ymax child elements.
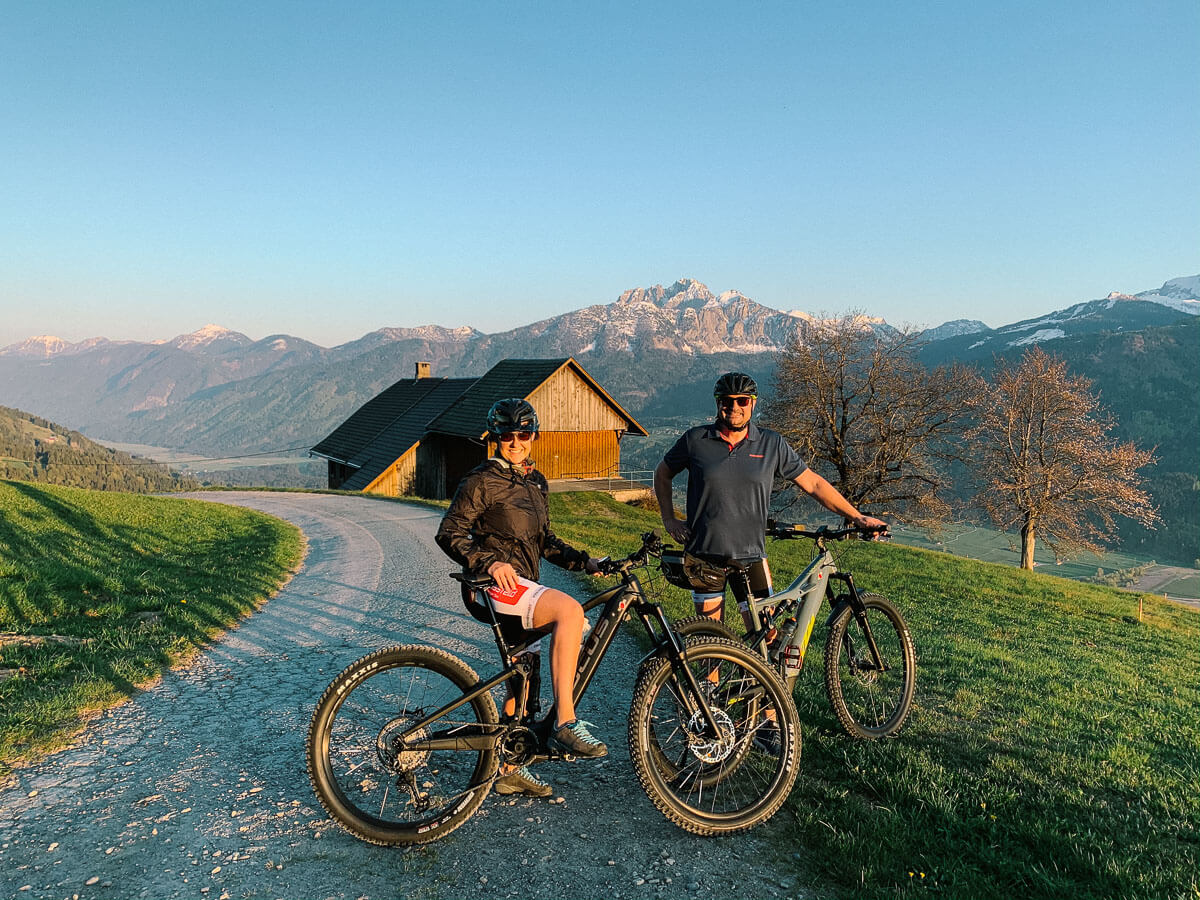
<box><xmin>548</xmin><ymin>492</ymin><xmax>1200</xmax><ymax>900</ymax></box>
<box><xmin>0</xmin><ymin>481</ymin><xmax>304</xmax><ymax>778</ymax></box>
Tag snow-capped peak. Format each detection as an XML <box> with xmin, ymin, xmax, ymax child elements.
<box><xmin>167</xmin><ymin>324</ymin><xmax>253</xmax><ymax>351</ymax></box>
<box><xmin>1134</xmin><ymin>275</ymin><xmax>1200</xmax><ymax>314</ymax></box>
<box><xmin>0</xmin><ymin>335</ymin><xmax>70</xmax><ymax>358</ymax></box>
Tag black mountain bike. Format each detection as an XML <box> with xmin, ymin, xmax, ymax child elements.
<box><xmin>306</xmin><ymin>532</ymin><xmax>800</xmax><ymax>845</ymax></box>
<box><xmin>670</xmin><ymin>523</ymin><xmax>916</xmax><ymax>740</ymax></box>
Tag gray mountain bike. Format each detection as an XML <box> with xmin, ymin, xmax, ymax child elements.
<box><xmin>670</xmin><ymin>522</ymin><xmax>916</xmax><ymax>740</ymax></box>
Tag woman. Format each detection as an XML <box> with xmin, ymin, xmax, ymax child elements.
<box><xmin>435</xmin><ymin>397</ymin><xmax>607</xmax><ymax>798</ymax></box>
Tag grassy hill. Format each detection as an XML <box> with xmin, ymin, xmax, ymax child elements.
<box><xmin>548</xmin><ymin>493</ymin><xmax>1199</xmax><ymax>900</ymax></box>
<box><xmin>2</xmin><ymin>484</ymin><xmax>1194</xmax><ymax>897</ymax></box>
<box><xmin>0</xmin><ymin>482</ymin><xmax>303</xmax><ymax>776</ymax></box>
<box><xmin>0</xmin><ymin>405</ymin><xmax>198</xmax><ymax>493</ymax></box>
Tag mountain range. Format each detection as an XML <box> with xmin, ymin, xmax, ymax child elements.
<box><xmin>3</xmin><ymin>276</ymin><xmax>1195</xmax><ymax>450</ymax></box>
<box><xmin>0</xmin><ymin>274</ymin><xmax>1196</xmax><ymax>562</ymax></box>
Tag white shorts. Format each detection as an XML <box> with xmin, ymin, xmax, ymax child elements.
<box><xmin>481</xmin><ymin>576</ymin><xmax>550</xmax><ymax>631</ymax></box>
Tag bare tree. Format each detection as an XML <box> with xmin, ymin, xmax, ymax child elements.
<box><xmin>966</xmin><ymin>346</ymin><xmax>1158</xmax><ymax>570</ymax></box>
<box><xmin>760</xmin><ymin>315</ymin><xmax>976</xmax><ymax>527</ymax></box>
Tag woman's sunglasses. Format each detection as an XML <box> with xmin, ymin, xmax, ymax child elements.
<box><xmin>499</xmin><ymin>431</ymin><xmax>535</xmax><ymax>442</ymax></box>
<box><xmin>718</xmin><ymin>396</ymin><xmax>754</xmax><ymax>408</ymax></box>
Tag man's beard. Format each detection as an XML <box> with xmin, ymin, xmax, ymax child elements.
<box><xmin>717</xmin><ymin>414</ymin><xmax>749</xmax><ymax>432</ymax></box>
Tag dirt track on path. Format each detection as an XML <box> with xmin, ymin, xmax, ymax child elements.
<box><xmin>0</xmin><ymin>492</ymin><xmax>814</xmax><ymax>900</ymax></box>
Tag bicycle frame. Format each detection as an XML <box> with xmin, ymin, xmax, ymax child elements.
<box><xmin>733</xmin><ymin>537</ymin><xmax>885</xmax><ymax>679</ymax></box>
<box><xmin>397</xmin><ymin>551</ymin><xmax>722</xmax><ymax>759</ymax></box>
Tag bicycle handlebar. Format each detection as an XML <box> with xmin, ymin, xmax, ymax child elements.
<box><xmin>765</xmin><ymin>520</ymin><xmax>889</xmax><ymax>542</ymax></box>
<box><xmin>597</xmin><ymin>530</ymin><xmax>665</xmax><ymax>576</ymax></box>
<box><xmin>453</xmin><ymin>531</ymin><xmax>664</xmax><ymax>587</ymax></box>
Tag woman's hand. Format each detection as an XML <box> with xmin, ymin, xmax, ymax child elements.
<box><xmin>487</xmin><ymin>561</ymin><xmax>519</xmax><ymax>591</ymax></box>
<box><xmin>585</xmin><ymin>557</ymin><xmax>605</xmax><ymax>576</ymax></box>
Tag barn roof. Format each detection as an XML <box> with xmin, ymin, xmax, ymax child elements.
<box><xmin>425</xmin><ymin>357</ymin><xmax>647</xmax><ymax>438</ymax></box>
<box><xmin>338</xmin><ymin>377</ymin><xmax>478</xmax><ymax>491</ymax></box>
<box><xmin>310</xmin><ymin>377</ymin><xmax>454</xmax><ymax>464</ymax></box>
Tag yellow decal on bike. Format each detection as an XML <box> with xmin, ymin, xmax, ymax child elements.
<box><xmin>801</xmin><ymin>616</ymin><xmax>817</xmax><ymax>655</ymax></box>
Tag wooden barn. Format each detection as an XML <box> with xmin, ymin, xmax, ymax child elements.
<box><xmin>311</xmin><ymin>358</ymin><xmax>647</xmax><ymax>500</ymax></box>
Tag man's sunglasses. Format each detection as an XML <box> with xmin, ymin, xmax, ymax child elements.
<box><xmin>499</xmin><ymin>431</ymin><xmax>535</xmax><ymax>442</ymax></box>
<box><xmin>717</xmin><ymin>396</ymin><xmax>754</xmax><ymax>408</ymax></box>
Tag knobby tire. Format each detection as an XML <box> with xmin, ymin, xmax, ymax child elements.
<box><xmin>823</xmin><ymin>592</ymin><xmax>916</xmax><ymax>739</ymax></box>
<box><xmin>629</xmin><ymin>636</ymin><xmax>800</xmax><ymax>835</ymax></box>
<box><xmin>306</xmin><ymin>644</ymin><xmax>499</xmax><ymax>846</ymax></box>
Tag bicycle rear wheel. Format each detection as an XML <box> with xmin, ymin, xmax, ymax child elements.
<box><xmin>824</xmin><ymin>593</ymin><xmax>916</xmax><ymax>739</ymax></box>
<box><xmin>629</xmin><ymin>636</ymin><xmax>799</xmax><ymax>835</ymax></box>
<box><xmin>306</xmin><ymin>645</ymin><xmax>499</xmax><ymax>845</ymax></box>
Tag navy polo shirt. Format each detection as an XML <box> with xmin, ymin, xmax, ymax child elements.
<box><xmin>662</xmin><ymin>422</ymin><xmax>807</xmax><ymax>559</ymax></box>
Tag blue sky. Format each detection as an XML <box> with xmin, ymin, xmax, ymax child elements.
<box><xmin>2</xmin><ymin>1</ymin><xmax>1196</xmax><ymax>347</ymax></box>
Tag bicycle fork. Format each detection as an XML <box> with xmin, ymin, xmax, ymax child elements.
<box><xmin>828</xmin><ymin>573</ymin><xmax>889</xmax><ymax>673</ymax></box>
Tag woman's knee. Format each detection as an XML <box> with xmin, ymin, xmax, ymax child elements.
<box><xmin>533</xmin><ymin>589</ymin><xmax>584</xmax><ymax>630</ymax></box>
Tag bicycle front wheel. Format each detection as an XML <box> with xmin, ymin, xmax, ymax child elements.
<box><xmin>671</xmin><ymin>614</ymin><xmax>741</xmax><ymax>644</ymax></box>
<box><xmin>629</xmin><ymin>636</ymin><xmax>800</xmax><ymax>836</ymax></box>
<box><xmin>824</xmin><ymin>593</ymin><xmax>916</xmax><ymax>739</ymax></box>
<box><xmin>306</xmin><ymin>645</ymin><xmax>499</xmax><ymax>846</ymax></box>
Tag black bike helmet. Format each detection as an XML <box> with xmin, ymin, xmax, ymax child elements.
<box><xmin>486</xmin><ymin>398</ymin><xmax>540</xmax><ymax>435</ymax></box>
<box><xmin>713</xmin><ymin>372</ymin><xmax>758</xmax><ymax>398</ymax></box>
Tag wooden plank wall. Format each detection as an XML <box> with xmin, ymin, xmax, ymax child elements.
<box><xmin>530</xmin><ymin>368</ymin><xmax>626</xmax><ymax>432</ymax></box>
<box><xmin>533</xmin><ymin>430</ymin><xmax>618</xmax><ymax>479</ymax></box>
<box><xmin>365</xmin><ymin>447</ymin><xmax>418</xmax><ymax>497</ymax></box>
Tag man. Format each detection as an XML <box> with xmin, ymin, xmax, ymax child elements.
<box><xmin>653</xmin><ymin>372</ymin><xmax>887</xmax><ymax>632</ymax></box>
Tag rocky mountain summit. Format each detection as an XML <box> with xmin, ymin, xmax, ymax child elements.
<box><xmin>467</xmin><ymin>278</ymin><xmax>810</xmax><ymax>358</ymax></box>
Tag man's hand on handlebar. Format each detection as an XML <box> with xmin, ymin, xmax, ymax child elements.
<box><xmin>767</xmin><ymin>520</ymin><xmax>890</xmax><ymax>541</ymax></box>
<box><xmin>851</xmin><ymin>515</ymin><xmax>890</xmax><ymax>540</ymax></box>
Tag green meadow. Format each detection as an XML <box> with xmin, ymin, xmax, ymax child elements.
<box><xmin>548</xmin><ymin>492</ymin><xmax>1199</xmax><ymax>900</ymax></box>
<box><xmin>0</xmin><ymin>481</ymin><xmax>303</xmax><ymax>777</ymax></box>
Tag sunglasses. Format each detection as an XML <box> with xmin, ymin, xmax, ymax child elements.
<box><xmin>717</xmin><ymin>396</ymin><xmax>754</xmax><ymax>408</ymax></box>
<box><xmin>498</xmin><ymin>431</ymin><xmax>535</xmax><ymax>442</ymax></box>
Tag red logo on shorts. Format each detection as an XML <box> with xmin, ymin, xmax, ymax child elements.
<box><xmin>487</xmin><ymin>583</ymin><xmax>530</xmax><ymax>605</ymax></box>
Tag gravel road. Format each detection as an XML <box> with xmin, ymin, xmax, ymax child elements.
<box><xmin>0</xmin><ymin>492</ymin><xmax>816</xmax><ymax>900</ymax></box>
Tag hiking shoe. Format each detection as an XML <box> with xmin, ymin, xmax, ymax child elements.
<box><xmin>494</xmin><ymin>766</ymin><xmax>553</xmax><ymax>797</ymax></box>
<box><xmin>752</xmin><ymin>721</ymin><xmax>783</xmax><ymax>756</ymax></box>
<box><xmin>552</xmin><ymin>720</ymin><xmax>608</xmax><ymax>758</ymax></box>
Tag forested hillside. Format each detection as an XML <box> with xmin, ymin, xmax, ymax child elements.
<box><xmin>0</xmin><ymin>406</ymin><xmax>197</xmax><ymax>492</ymax></box>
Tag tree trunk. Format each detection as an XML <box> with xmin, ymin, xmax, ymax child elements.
<box><xmin>1020</xmin><ymin>516</ymin><xmax>1036</xmax><ymax>570</ymax></box>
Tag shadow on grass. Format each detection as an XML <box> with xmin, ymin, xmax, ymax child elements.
<box><xmin>0</xmin><ymin>481</ymin><xmax>302</xmax><ymax>768</ymax></box>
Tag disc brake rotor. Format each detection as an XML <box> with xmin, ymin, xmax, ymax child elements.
<box><xmin>684</xmin><ymin>707</ymin><xmax>736</xmax><ymax>763</ymax></box>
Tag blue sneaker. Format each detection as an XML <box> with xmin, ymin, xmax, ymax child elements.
<box><xmin>552</xmin><ymin>720</ymin><xmax>608</xmax><ymax>758</ymax></box>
